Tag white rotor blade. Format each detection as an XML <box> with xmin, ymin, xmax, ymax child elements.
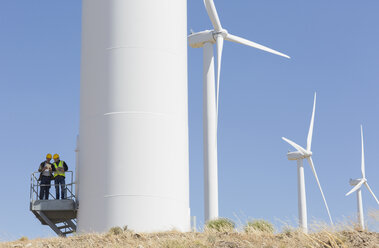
<box><xmin>307</xmin><ymin>157</ymin><xmax>334</xmax><ymax>225</ymax></box>
<box><xmin>225</xmin><ymin>34</ymin><xmax>290</xmax><ymax>59</ymax></box>
<box><xmin>345</xmin><ymin>179</ymin><xmax>365</xmax><ymax>196</ymax></box>
<box><xmin>282</xmin><ymin>137</ymin><xmax>307</xmax><ymax>155</ymax></box>
<box><xmin>307</xmin><ymin>93</ymin><xmax>316</xmax><ymax>151</ymax></box>
<box><xmin>203</xmin><ymin>0</ymin><xmax>222</xmax><ymax>32</ymax></box>
<box><xmin>364</xmin><ymin>182</ymin><xmax>379</xmax><ymax>206</ymax></box>
<box><xmin>216</xmin><ymin>35</ymin><xmax>223</xmax><ymax>118</ymax></box>
<box><xmin>361</xmin><ymin>125</ymin><xmax>366</xmax><ymax>178</ymax></box>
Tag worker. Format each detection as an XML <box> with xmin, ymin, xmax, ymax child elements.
<box><xmin>52</xmin><ymin>154</ymin><xmax>68</xmax><ymax>199</ymax></box>
<box><xmin>38</xmin><ymin>154</ymin><xmax>53</xmax><ymax>200</ymax></box>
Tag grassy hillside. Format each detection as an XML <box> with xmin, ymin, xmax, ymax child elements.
<box><xmin>2</xmin><ymin>229</ymin><xmax>378</xmax><ymax>248</ymax></box>
<box><xmin>2</xmin><ymin>212</ymin><xmax>378</xmax><ymax>248</ymax></box>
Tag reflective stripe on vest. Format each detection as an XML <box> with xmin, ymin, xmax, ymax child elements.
<box><xmin>53</xmin><ymin>161</ymin><xmax>65</xmax><ymax>178</ymax></box>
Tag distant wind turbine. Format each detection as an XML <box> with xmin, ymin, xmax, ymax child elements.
<box><xmin>345</xmin><ymin>125</ymin><xmax>379</xmax><ymax>230</ymax></box>
<box><xmin>188</xmin><ymin>0</ymin><xmax>290</xmax><ymax>223</ymax></box>
<box><xmin>282</xmin><ymin>93</ymin><xmax>333</xmax><ymax>233</ymax></box>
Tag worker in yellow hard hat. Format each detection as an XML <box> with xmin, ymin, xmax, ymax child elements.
<box><xmin>38</xmin><ymin>153</ymin><xmax>53</xmax><ymax>200</ymax></box>
<box><xmin>51</xmin><ymin>154</ymin><xmax>69</xmax><ymax>199</ymax></box>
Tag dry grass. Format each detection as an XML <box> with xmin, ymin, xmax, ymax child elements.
<box><xmin>1</xmin><ymin>228</ymin><xmax>378</xmax><ymax>248</ymax></box>
<box><xmin>2</xmin><ymin>215</ymin><xmax>379</xmax><ymax>248</ymax></box>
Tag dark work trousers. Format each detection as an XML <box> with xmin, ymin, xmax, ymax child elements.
<box><xmin>54</xmin><ymin>176</ymin><xmax>66</xmax><ymax>199</ymax></box>
<box><xmin>39</xmin><ymin>176</ymin><xmax>51</xmax><ymax>200</ymax></box>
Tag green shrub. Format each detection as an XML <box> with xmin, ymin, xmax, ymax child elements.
<box><xmin>244</xmin><ymin>220</ymin><xmax>274</xmax><ymax>233</ymax></box>
<box><xmin>205</xmin><ymin>218</ymin><xmax>235</xmax><ymax>232</ymax></box>
<box><xmin>108</xmin><ymin>226</ymin><xmax>123</xmax><ymax>235</ymax></box>
<box><xmin>18</xmin><ymin>236</ymin><xmax>28</xmax><ymax>241</ymax></box>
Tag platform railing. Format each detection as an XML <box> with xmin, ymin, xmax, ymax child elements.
<box><xmin>30</xmin><ymin>171</ymin><xmax>75</xmax><ymax>202</ymax></box>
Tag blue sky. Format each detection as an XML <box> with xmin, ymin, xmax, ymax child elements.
<box><xmin>1</xmin><ymin>0</ymin><xmax>379</xmax><ymax>240</ymax></box>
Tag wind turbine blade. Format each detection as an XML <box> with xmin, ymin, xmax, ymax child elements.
<box><xmin>203</xmin><ymin>0</ymin><xmax>222</xmax><ymax>32</ymax></box>
<box><xmin>307</xmin><ymin>93</ymin><xmax>316</xmax><ymax>151</ymax></box>
<box><xmin>216</xmin><ymin>35</ymin><xmax>223</xmax><ymax>118</ymax></box>
<box><xmin>225</xmin><ymin>34</ymin><xmax>290</xmax><ymax>59</ymax></box>
<box><xmin>361</xmin><ymin>125</ymin><xmax>366</xmax><ymax>178</ymax></box>
<box><xmin>364</xmin><ymin>182</ymin><xmax>379</xmax><ymax>206</ymax></box>
<box><xmin>307</xmin><ymin>157</ymin><xmax>334</xmax><ymax>225</ymax></box>
<box><xmin>345</xmin><ymin>179</ymin><xmax>365</xmax><ymax>196</ymax></box>
<box><xmin>282</xmin><ymin>137</ymin><xmax>307</xmax><ymax>155</ymax></box>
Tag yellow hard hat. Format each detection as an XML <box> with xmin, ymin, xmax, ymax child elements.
<box><xmin>46</xmin><ymin>153</ymin><xmax>52</xmax><ymax>159</ymax></box>
<box><xmin>53</xmin><ymin>154</ymin><xmax>60</xmax><ymax>160</ymax></box>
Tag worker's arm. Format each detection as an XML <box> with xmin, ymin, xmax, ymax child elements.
<box><xmin>38</xmin><ymin>163</ymin><xmax>44</xmax><ymax>172</ymax></box>
<box><xmin>63</xmin><ymin>162</ymin><xmax>68</xmax><ymax>171</ymax></box>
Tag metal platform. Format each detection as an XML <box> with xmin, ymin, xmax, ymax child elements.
<box><xmin>30</xmin><ymin>171</ymin><xmax>78</xmax><ymax>237</ymax></box>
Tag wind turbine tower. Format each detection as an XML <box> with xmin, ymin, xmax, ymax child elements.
<box><xmin>189</xmin><ymin>0</ymin><xmax>290</xmax><ymax>222</ymax></box>
<box><xmin>77</xmin><ymin>0</ymin><xmax>190</xmax><ymax>233</ymax></box>
<box><xmin>282</xmin><ymin>93</ymin><xmax>333</xmax><ymax>233</ymax></box>
<box><xmin>345</xmin><ymin>125</ymin><xmax>379</xmax><ymax>230</ymax></box>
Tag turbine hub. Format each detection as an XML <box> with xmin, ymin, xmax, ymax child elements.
<box><xmin>212</xmin><ymin>29</ymin><xmax>228</xmax><ymax>39</ymax></box>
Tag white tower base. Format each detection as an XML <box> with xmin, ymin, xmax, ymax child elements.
<box><xmin>357</xmin><ymin>189</ymin><xmax>364</xmax><ymax>230</ymax></box>
<box><xmin>297</xmin><ymin>159</ymin><xmax>308</xmax><ymax>233</ymax></box>
<box><xmin>77</xmin><ymin>0</ymin><xmax>190</xmax><ymax>233</ymax></box>
<box><xmin>203</xmin><ymin>42</ymin><xmax>219</xmax><ymax>222</ymax></box>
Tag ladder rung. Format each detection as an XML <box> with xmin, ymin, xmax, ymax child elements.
<box><xmin>57</xmin><ymin>225</ymin><xmax>70</xmax><ymax>229</ymax></box>
<box><xmin>63</xmin><ymin>231</ymin><xmax>74</xmax><ymax>235</ymax></box>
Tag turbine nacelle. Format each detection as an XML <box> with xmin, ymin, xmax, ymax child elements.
<box><xmin>188</xmin><ymin>30</ymin><xmax>215</xmax><ymax>48</ymax></box>
<box><xmin>349</xmin><ymin>178</ymin><xmax>365</xmax><ymax>186</ymax></box>
<box><xmin>188</xmin><ymin>29</ymin><xmax>229</xmax><ymax>48</ymax></box>
<box><xmin>287</xmin><ymin>150</ymin><xmax>312</xmax><ymax>161</ymax></box>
